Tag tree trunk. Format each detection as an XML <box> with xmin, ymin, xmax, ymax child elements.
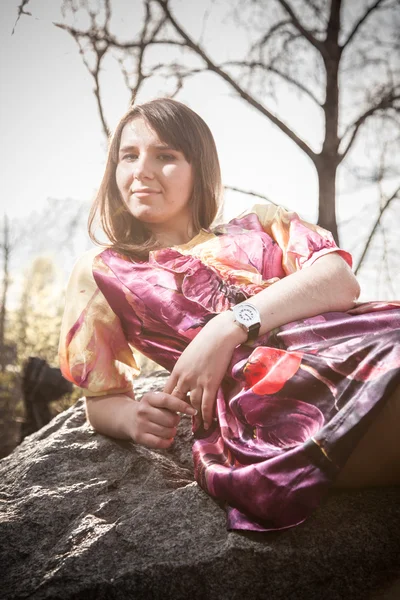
<box><xmin>316</xmin><ymin>0</ymin><xmax>342</xmax><ymax>245</ymax></box>
<box><xmin>317</xmin><ymin>161</ymin><xmax>339</xmax><ymax>244</ymax></box>
<box><xmin>0</xmin><ymin>215</ymin><xmax>10</xmax><ymax>372</ymax></box>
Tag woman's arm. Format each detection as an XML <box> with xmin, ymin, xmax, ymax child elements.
<box><xmin>228</xmin><ymin>251</ymin><xmax>360</xmax><ymax>342</ymax></box>
<box><xmin>85</xmin><ymin>390</ymin><xmax>137</xmax><ymax>441</ymax></box>
<box><xmin>164</xmin><ymin>253</ymin><xmax>360</xmax><ymax>427</ymax></box>
<box><xmin>85</xmin><ymin>388</ymin><xmax>197</xmax><ymax>449</ymax></box>
<box><xmin>61</xmin><ymin>250</ymin><xmax>199</xmax><ymax>449</ymax></box>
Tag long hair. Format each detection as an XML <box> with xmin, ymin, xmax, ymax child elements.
<box><xmin>88</xmin><ymin>98</ymin><xmax>223</xmax><ymax>259</ymax></box>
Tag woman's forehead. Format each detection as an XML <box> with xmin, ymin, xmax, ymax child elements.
<box><xmin>120</xmin><ymin>118</ymin><xmax>164</xmax><ymax>147</ymax></box>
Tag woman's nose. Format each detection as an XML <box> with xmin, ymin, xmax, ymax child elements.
<box><xmin>133</xmin><ymin>155</ymin><xmax>154</xmax><ymax>180</ymax></box>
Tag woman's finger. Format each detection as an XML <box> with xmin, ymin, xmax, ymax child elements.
<box><xmin>138</xmin><ymin>432</ymin><xmax>175</xmax><ymax>449</ymax></box>
<box><xmin>163</xmin><ymin>375</ymin><xmax>194</xmax><ymax>403</ymax></box>
<box><xmin>163</xmin><ymin>375</ymin><xmax>183</xmax><ymax>396</ymax></box>
<box><xmin>143</xmin><ymin>421</ymin><xmax>178</xmax><ymax>440</ymax></box>
<box><xmin>173</xmin><ymin>387</ymin><xmax>189</xmax><ymax>401</ymax></box>
<box><xmin>148</xmin><ymin>406</ymin><xmax>181</xmax><ymax>428</ymax></box>
<box><xmin>201</xmin><ymin>387</ymin><xmax>217</xmax><ymax>430</ymax></box>
<box><xmin>143</xmin><ymin>391</ymin><xmax>195</xmax><ymax>416</ymax></box>
<box><xmin>188</xmin><ymin>388</ymin><xmax>202</xmax><ymax>412</ymax></box>
<box><xmin>187</xmin><ymin>388</ymin><xmax>202</xmax><ymax>430</ymax></box>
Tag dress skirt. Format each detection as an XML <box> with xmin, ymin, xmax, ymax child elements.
<box><xmin>192</xmin><ymin>302</ymin><xmax>400</xmax><ymax>531</ymax></box>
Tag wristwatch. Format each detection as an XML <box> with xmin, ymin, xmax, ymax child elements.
<box><xmin>231</xmin><ymin>302</ymin><xmax>261</xmax><ymax>342</ymax></box>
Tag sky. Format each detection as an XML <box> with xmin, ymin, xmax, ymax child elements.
<box><xmin>0</xmin><ymin>0</ymin><xmax>320</xmax><ymax>219</ymax></box>
<box><xmin>0</xmin><ymin>0</ymin><xmax>396</xmax><ymax>301</ymax></box>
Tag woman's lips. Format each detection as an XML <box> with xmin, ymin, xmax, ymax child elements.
<box><xmin>132</xmin><ymin>189</ymin><xmax>161</xmax><ymax>197</ymax></box>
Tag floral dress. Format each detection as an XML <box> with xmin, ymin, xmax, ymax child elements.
<box><xmin>59</xmin><ymin>204</ymin><xmax>400</xmax><ymax>531</ymax></box>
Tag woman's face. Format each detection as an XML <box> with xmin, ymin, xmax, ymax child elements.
<box><xmin>115</xmin><ymin>117</ymin><xmax>194</xmax><ymax>242</ymax></box>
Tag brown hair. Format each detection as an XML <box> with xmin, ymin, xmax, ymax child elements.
<box><xmin>88</xmin><ymin>98</ymin><xmax>222</xmax><ymax>259</ymax></box>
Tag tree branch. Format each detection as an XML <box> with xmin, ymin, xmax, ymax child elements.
<box><xmin>129</xmin><ymin>0</ymin><xmax>153</xmax><ymax>104</ymax></box>
<box><xmin>341</xmin><ymin>0</ymin><xmax>387</xmax><ymax>51</ymax></box>
<box><xmin>223</xmin><ymin>60</ymin><xmax>322</xmax><ymax>106</ymax></box>
<box><xmin>146</xmin><ymin>4</ymin><xmax>167</xmax><ymax>42</ymax></box>
<box><xmin>12</xmin><ymin>0</ymin><xmax>31</xmax><ymax>35</ymax></box>
<box><xmin>381</xmin><ymin>223</ymin><xmax>397</xmax><ymax>297</ymax></box>
<box><xmin>339</xmin><ymin>89</ymin><xmax>400</xmax><ymax>162</ymax></box>
<box><xmin>275</xmin><ymin>0</ymin><xmax>325</xmax><ymax>55</ymax></box>
<box><xmin>155</xmin><ymin>0</ymin><xmax>317</xmax><ymax>163</ymax></box>
<box><xmin>0</xmin><ymin>215</ymin><xmax>10</xmax><ymax>371</ymax></box>
<box><xmin>224</xmin><ymin>185</ymin><xmax>279</xmax><ymax>206</ymax></box>
<box><xmin>93</xmin><ymin>56</ymin><xmax>110</xmax><ymax>138</ymax></box>
<box><xmin>354</xmin><ymin>184</ymin><xmax>400</xmax><ymax>275</ymax></box>
<box><xmin>249</xmin><ymin>18</ymin><xmax>292</xmax><ymax>53</ymax></box>
<box><xmin>147</xmin><ymin>63</ymin><xmax>207</xmax><ymax>77</ymax></box>
<box><xmin>302</xmin><ymin>0</ymin><xmax>328</xmax><ymax>25</ymax></box>
<box><xmin>72</xmin><ymin>33</ymin><xmax>110</xmax><ymax>139</ymax></box>
<box><xmin>54</xmin><ymin>22</ymin><xmax>185</xmax><ymax>50</ymax></box>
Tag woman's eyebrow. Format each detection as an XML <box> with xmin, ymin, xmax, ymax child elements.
<box><xmin>119</xmin><ymin>145</ymin><xmax>137</xmax><ymax>154</ymax></box>
<box><xmin>119</xmin><ymin>144</ymin><xmax>177</xmax><ymax>153</ymax></box>
<box><xmin>154</xmin><ymin>144</ymin><xmax>177</xmax><ymax>150</ymax></box>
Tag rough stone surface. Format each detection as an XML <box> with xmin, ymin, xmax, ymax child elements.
<box><xmin>1</xmin><ymin>371</ymin><xmax>399</xmax><ymax>600</ymax></box>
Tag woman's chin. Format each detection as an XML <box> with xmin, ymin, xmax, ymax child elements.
<box><xmin>128</xmin><ymin>204</ymin><xmax>162</xmax><ymax>224</ymax></box>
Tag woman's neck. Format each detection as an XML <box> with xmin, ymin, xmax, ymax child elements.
<box><xmin>149</xmin><ymin>220</ymin><xmax>196</xmax><ymax>248</ymax></box>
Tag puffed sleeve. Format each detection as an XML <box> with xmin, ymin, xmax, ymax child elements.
<box><xmin>58</xmin><ymin>249</ymin><xmax>140</xmax><ymax>397</ymax></box>
<box><xmin>251</xmin><ymin>203</ymin><xmax>353</xmax><ymax>275</ymax></box>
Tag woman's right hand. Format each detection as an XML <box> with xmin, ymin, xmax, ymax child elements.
<box><xmin>129</xmin><ymin>391</ymin><xmax>197</xmax><ymax>449</ymax></box>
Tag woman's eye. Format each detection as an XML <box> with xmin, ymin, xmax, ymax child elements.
<box><xmin>158</xmin><ymin>154</ymin><xmax>176</xmax><ymax>161</ymax></box>
<box><xmin>123</xmin><ymin>153</ymin><xmax>138</xmax><ymax>161</ymax></box>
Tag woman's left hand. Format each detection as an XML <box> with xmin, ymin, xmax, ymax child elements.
<box><xmin>163</xmin><ymin>311</ymin><xmax>245</xmax><ymax>430</ymax></box>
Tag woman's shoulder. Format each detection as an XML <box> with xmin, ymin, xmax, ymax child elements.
<box><xmin>240</xmin><ymin>202</ymin><xmax>293</xmax><ymax>223</ymax></box>
<box><xmin>67</xmin><ymin>246</ymin><xmax>107</xmax><ymax>291</ymax></box>
<box><xmin>73</xmin><ymin>246</ymin><xmax>105</xmax><ymax>265</ymax></box>
<box><xmin>214</xmin><ymin>203</ymin><xmax>292</xmax><ymax>234</ymax></box>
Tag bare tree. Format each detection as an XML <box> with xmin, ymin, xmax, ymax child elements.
<box><xmin>0</xmin><ymin>215</ymin><xmax>25</xmax><ymax>371</ymax></box>
<box><xmin>43</xmin><ymin>0</ymin><xmax>399</xmax><ymax>245</ymax></box>
<box><xmin>0</xmin><ymin>196</ymin><xmax>93</xmax><ymax>374</ymax></box>
<box><xmin>14</xmin><ymin>0</ymin><xmax>400</xmax><ymax>288</ymax></box>
<box><xmin>0</xmin><ymin>216</ymin><xmax>11</xmax><ymax>372</ymax></box>
<box><xmin>353</xmin><ymin>166</ymin><xmax>400</xmax><ymax>298</ymax></box>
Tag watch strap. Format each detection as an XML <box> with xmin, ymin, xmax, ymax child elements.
<box><xmin>247</xmin><ymin>321</ymin><xmax>261</xmax><ymax>341</ymax></box>
<box><xmin>231</xmin><ymin>302</ymin><xmax>261</xmax><ymax>342</ymax></box>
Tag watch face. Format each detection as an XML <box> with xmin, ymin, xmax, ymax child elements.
<box><xmin>234</xmin><ymin>303</ymin><xmax>259</xmax><ymax>326</ymax></box>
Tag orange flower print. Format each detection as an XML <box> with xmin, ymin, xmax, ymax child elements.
<box><xmin>243</xmin><ymin>347</ymin><xmax>303</xmax><ymax>395</ymax></box>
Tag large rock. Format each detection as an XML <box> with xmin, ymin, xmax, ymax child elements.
<box><xmin>1</xmin><ymin>371</ymin><xmax>399</xmax><ymax>600</ymax></box>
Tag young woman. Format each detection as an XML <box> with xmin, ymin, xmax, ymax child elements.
<box><xmin>59</xmin><ymin>98</ymin><xmax>400</xmax><ymax>532</ymax></box>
